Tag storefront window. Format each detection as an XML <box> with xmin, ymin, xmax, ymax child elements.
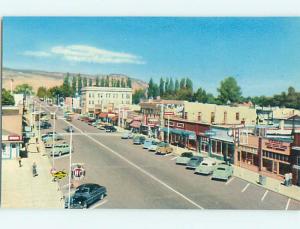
<box><xmin>279</xmin><ymin>162</ymin><xmax>290</xmax><ymax>176</ymax></box>
<box><xmin>2</xmin><ymin>143</ymin><xmax>6</xmax><ymax>151</ymax></box>
<box><xmin>263</xmin><ymin>158</ymin><xmax>273</xmax><ymax>172</ymax></box>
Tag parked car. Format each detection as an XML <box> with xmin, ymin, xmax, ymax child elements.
<box><xmin>92</xmin><ymin>120</ymin><xmax>101</xmax><ymax>127</ymax></box>
<box><xmin>87</xmin><ymin>118</ymin><xmax>96</xmax><ymax>125</ymax></box>
<box><xmin>66</xmin><ymin>116</ymin><xmax>72</xmax><ymax>122</ymax></box>
<box><xmin>65</xmin><ymin>126</ymin><xmax>75</xmax><ymax>132</ymax></box>
<box><xmin>105</xmin><ymin>126</ymin><xmax>117</xmax><ymax>132</ymax></box>
<box><xmin>133</xmin><ymin>135</ymin><xmax>146</xmax><ymax>145</ymax></box>
<box><xmin>156</xmin><ymin>142</ymin><xmax>173</xmax><ymax>155</ymax></box>
<box><xmin>211</xmin><ymin>163</ymin><xmax>233</xmax><ymax>181</ymax></box>
<box><xmin>143</xmin><ymin>139</ymin><xmax>159</xmax><ymax>149</ymax></box>
<box><xmin>186</xmin><ymin>156</ymin><xmax>204</xmax><ymax>170</ymax></box>
<box><xmin>40</xmin><ymin>121</ymin><xmax>51</xmax><ymax>129</ymax></box>
<box><xmin>65</xmin><ymin>183</ymin><xmax>107</xmax><ymax>209</ymax></box>
<box><xmin>50</xmin><ymin>143</ymin><xmax>73</xmax><ymax>157</ymax></box>
<box><xmin>148</xmin><ymin>142</ymin><xmax>159</xmax><ymax>152</ymax></box>
<box><xmin>194</xmin><ymin>158</ymin><xmax>218</xmax><ymax>175</ymax></box>
<box><xmin>176</xmin><ymin>152</ymin><xmax>194</xmax><ymax>165</ymax></box>
<box><xmin>42</xmin><ymin>132</ymin><xmax>64</xmax><ymax>142</ymax></box>
<box><xmin>121</xmin><ymin>131</ymin><xmax>133</xmax><ymax>139</ymax></box>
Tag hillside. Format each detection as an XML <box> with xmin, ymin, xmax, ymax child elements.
<box><xmin>2</xmin><ymin>67</ymin><xmax>148</xmax><ymax>93</ymax></box>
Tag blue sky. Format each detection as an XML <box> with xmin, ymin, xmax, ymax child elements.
<box><xmin>3</xmin><ymin>17</ymin><xmax>300</xmax><ymax>96</ymax></box>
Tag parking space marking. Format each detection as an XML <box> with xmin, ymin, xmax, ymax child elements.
<box><xmin>171</xmin><ymin>156</ymin><xmax>178</xmax><ymax>160</ymax></box>
<box><xmin>51</xmin><ymin>109</ymin><xmax>204</xmax><ymax>209</ymax></box>
<box><xmin>89</xmin><ymin>199</ymin><xmax>109</xmax><ymax>209</ymax></box>
<box><xmin>285</xmin><ymin>198</ymin><xmax>291</xmax><ymax>210</ymax></box>
<box><xmin>225</xmin><ymin>177</ymin><xmax>235</xmax><ymax>185</ymax></box>
<box><xmin>241</xmin><ymin>183</ymin><xmax>250</xmax><ymax>193</ymax></box>
<box><xmin>261</xmin><ymin>190</ymin><xmax>269</xmax><ymax>202</ymax></box>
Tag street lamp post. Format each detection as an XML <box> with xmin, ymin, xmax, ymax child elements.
<box><xmin>68</xmin><ymin>127</ymin><xmax>73</xmax><ymax>209</ymax></box>
<box><xmin>38</xmin><ymin>103</ymin><xmax>41</xmax><ymax>141</ymax></box>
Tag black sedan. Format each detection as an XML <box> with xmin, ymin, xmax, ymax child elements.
<box><xmin>65</xmin><ymin>183</ymin><xmax>107</xmax><ymax>209</ymax></box>
<box><xmin>40</xmin><ymin>122</ymin><xmax>52</xmax><ymax>129</ymax></box>
<box><xmin>186</xmin><ymin>156</ymin><xmax>204</xmax><ymax>170</ymax></box>
<box><xmin>105</xmin><ymin>126</ymin><xmax>117</xmax><ymax>132</ymax></box>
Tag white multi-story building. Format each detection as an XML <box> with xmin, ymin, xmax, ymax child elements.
<box><xmin>81</xmin><ymin>86</ymin><xmax>133</xmax><ymax>113</ymax></box>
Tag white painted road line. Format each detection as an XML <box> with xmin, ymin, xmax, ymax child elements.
<box><xmin>89</xmin><ymin>199</ymin><xmax>109</xmax><ymax>209</ymax></box>
<box><xmin>225</xmin><ymin>177</ymin><xmax>235</xmax><ymax>185</ymax></box>
<box><xmin>261</xmin><ymin>190</ymin><xmax>269</xmax><ymax>202</ymax></box>
<box><xmin>285</xmin><ymin>198</ymin><xmax>291</xmax><ymax>210</ymax></box>
<box><xmin>171</xmin><ymin>157</ymin><xmax>178</xmax><ymax>160</ymax></box>
<box><xmin>241</xmin><ymin>183</ymin><xmax>250</xmax><ymax>193</ymax></box>
<box><xmin>51</xmin><ymin>108</ymin><xmax>204</xmax><ymax>209</ymax></box>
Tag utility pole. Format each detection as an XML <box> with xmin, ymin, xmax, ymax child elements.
<box><xmin>68</xmin><ymin>128</ymin><xmax>73</xmax><ymax>209</ymax></box>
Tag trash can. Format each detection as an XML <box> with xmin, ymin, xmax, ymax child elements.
<box><xmin>259</xmin><ymin>175</ymin><xmax>266</xmax><ymax>186</ymax></box>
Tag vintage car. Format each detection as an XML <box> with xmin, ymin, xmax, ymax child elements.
<box><xmin>42</xmin><ymin>132</ymin><xmax>64</xmax><ymax>142</ymax></box>
<box><xmin>65</xmin><ymin>183</ymin><xmax>107</xmax><ymax>209</ymax></box>
<box><xmin>65</xmin><ymin>126</ymin><xmax>75</xmax><ymax>133</ymax></box>
<box><xmin>175</xmin><ymin>152</ymin><xmax>194</xmax><ymax>165</ymax></box>
<box><xmin>133</xmin><ymin>135</ymin><xmax>146</xmax><ymax>145</ymax></box>
<box><xmin>50</xmin><ymin>143</ymin><xmax>73</xmax><ymax>157</ymax></box>
<box><xmin>105</xmin><ymin>126</ymin><xmax>117</xmax><ymax>133</ymax></box>
<box><xmin>186</xmin><ymin>156</ymin><xmax>204</xmax><ymax>170</ymax></box>
<box><xmin>211</xmin><ymin>163</ymin><xmax>233</xmax><ymax>181</ymax></box>
<box><xmin>194</xmin><ymin>158</ymin><xmax>218</xmax><ymax>175</ymax></box>
<box><xmin>156</xmin><ymin>142</ymin><xmax>173</xmax><ymax>155</ymax></box>
<box><xmin>121</xmin><ymin>131</ymin><xmax>134</xmax><ymax>139</ymax></box>
<box><xmin>143</xmin><ymin>139</ymin><xmax>159</xmax><ymax>150</ymax></box>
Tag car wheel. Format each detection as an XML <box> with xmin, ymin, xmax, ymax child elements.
<box><xmin>59</xmin><ymin>151</ymin><xmax>62</xmax><ymax>157</ymax></box>
<box><xmin>83</xmin><ymin>202</ymin><xmax>88</xmax><ymax>209</ymax></box>
<box><xmin>100</xmin><ymin>194</ymin><xmax>104</xmax><ymax>200</ymax></box>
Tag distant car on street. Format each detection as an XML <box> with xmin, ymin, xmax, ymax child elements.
<box><xmin>40</xmin><ymin>121</ymin><xmax>51</xmax><ymax>129</ymax></box>
<box><xmin>44</xmin><ymin>139</ymin><xmax>66</xmax><ymax>148</ymax></box>
<box><xmin>186</xmin><ymin>156</ymin><xmax>204</xmax><ymax>170</ymax></box>
<box><xmin>87</xmin><ymin>118</ymin><xmax>96</xmax><ymax>125</ymax></box>
<box><xmin>148</xmin><ymin>141</ymin><xmax>160</xmax><ymax>152</ymax></box>
<box><xmin>194</xmin><ymin>158</ymin><xmax>217</xmax><ymax>175</ymax></box>
<box><xmin>50</xmin><ymin>143</ymin><xmax>73</xmax><ymax>157</ymax></box>
<box><xmin>42</xmin><ymin>132</ymin><xmax>64</xmax><ymax>142</ymax></box>
<box><xmin>156</xmin><ymin>142</ymin><xmax>173</xmax><ymax>155</ymax></box>
<box><xmin>121</xmin><ymin>131</ymin><xmax>133</xmax><ymax>139</ymax></box>
<box><xmin>65</xmin><ymin>183</ymin><xmax>107</xmax><ymax>209</ymax></box>
<box><xmin>133</xmin><ymin>135</ymin><xmax>146</xmax><ymax>145</ymax></box>
<box><xmin>176</xmin><ymin>152</ymin><xmax>194</xmax><ymax>165</ymax></box>
<box><xmin>211</xmin><ymin>163</ymin><xmax>233</xmax><ymax>181</ymax></box>
<box><xmin>65</xmin><ymin>126</ymin><xmax>75</xmax><ymax>133</ymax></box>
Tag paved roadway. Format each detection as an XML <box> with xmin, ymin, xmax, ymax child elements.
<box><xmin>39</xmin><ymin>102</ymin><xmax>300</xmax><ymax>210</ymax></box>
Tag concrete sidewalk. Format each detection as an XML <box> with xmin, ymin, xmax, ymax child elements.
<box><xmin>1</xmin><ymin>137</ymin><xmax>64</xmax><ymax>208</ymax></box>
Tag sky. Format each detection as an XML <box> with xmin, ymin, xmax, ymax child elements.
<box><xmin>3</xmin><ymin>17</ymin><xmax>300</xmax><ymax>96</ymax></box>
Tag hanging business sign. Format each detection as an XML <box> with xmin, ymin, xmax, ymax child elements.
<box><xmin>204</xmin><ymin>130</ymin><xmax>216</xmax><ymax>137</ymax></box>
<box><xmin>164</xmin><ymin>112</ymin><xmax>174</xmax><ymax>116</ymax></box>
<box><xmin>8</xmin><ymin>135</ymin><xmax>21</xmax><ymax>141</ymax></box>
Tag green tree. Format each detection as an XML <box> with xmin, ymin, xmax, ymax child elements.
<box><xmin>217</xmin><ymin>77</ymin><xmax>242</xmax><ymax>104</ymax></box>
<box><xmin>61</xmin><ymin>73</ymin><xmax>72</xmax><ymax>97</ymax></box>
<box><xmin>175</xmin><ymin>88</ymin><xmax>193</xmax><ymax>101</ymax></box>
<box><xmin>37</xmin><ymin>87</ymin><xmax>48</xmax><ymax>98</ymax></box>
<box><xmin>159</xmin><ymin>77</ymin><xmax>165</xmax><ymax>96</ymax></box>
<box><xmin>193</xmin><ymin>87</ymin><xmax>208</xmax><ymax>103</ymax></box>
<box><xmin>121</xmin><ymin>78</ymin><xmax>126</xmax><ymax>87</ymax></box>
<box><xmin>127</xmin><ymin>78</ymin><xmax>132</xmax><ymax>88</ymax></box>
<box><xmin>148</xmin><ymin>78</ymin><xmax>154</xmax><ymax>98</ymax></box>
<box><xmin>100</xmin><ymin>77</ymin><xmax>105</xmax><ymax>87</ymax></box>
<box><xmin>89</xmin><ymin>78</ymin><xmax>93</xmax><ymax>86</ymax></box>
<box><xmin>165</xmin><ymin>78</ymin><xmax>169</xmax><ymax>94</ymax></box>
<box><xmin>186</xmin><ymin>77</ymin><xmax>193</xmax><ymax>91</ymax></box>
<box><xmin>175</xmin><ymin>79</ymin><xmax>179</xmax><ymax>93</ymax></box>
<box><xmin>72</xmin><ymin>76</ymin><xmax>77</xmax><ymax>96</ymax></box>
<box><xmin>152</xmin><ymin>84</ymin><xmax>159</xmax><ymax>98</ymax></box>
<box><xmin>116</xmin><ymin>79</ymin><xmax>121</xmax><ymax>87</ymax></box>
<box><xmin>14</xmin><ymin>84</ymin><xmax>33</xmax><ymax>95</ymax></box>
<box><xmin>96</xmin><ymin>76</ymin><xmax>100</xmax><ymax>86</ymax></box>
<box><xmin>105</xmin><ymin>76</ymin><xmax>110</xmax><ymax>87</ymax></box>
<box><xmin>132</xmin><ymin>89</ymin><xmax>146</xmax><ymax>104</ymax></box>
<box><xmin>179</xmin><ymin>78</ymin><xmax>186</xmax><ymax>89</ymax></box>
<box><xmin>77</xmin><ymin>74</ymin><xmax>82</xmax><ymax>95</ymax></box>
<box><xmin>2</xmin><ymin>88</ymin><xmax>15</xmax><ymax>105</ymax></box>
<box><xmin>83</xmin><ymin>77</ymin><xmax>88</xmax><ymax>87</ymax></box>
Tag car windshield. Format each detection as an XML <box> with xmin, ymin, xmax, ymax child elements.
<box><xmin>77</xmin><ymin>187</ymin><xmax>89</xmax><ymax>193</ymax></box>
<box><xmin>182</xmin><ymin>153</ymin><xmax>192</xmax><ymax>157</ymax></box>
<box><xmin>158</xmin><ymin>142</ymin><xmax>166</xmax><ymax>147</ymax></box>
<box><xmin>190</xmin><ymin>158</ymin><xmax>198</xmax><ymax>161</ymax></box>
<box><xmin>217</xmin><ymin>167</ymin><xmax>226</xmax><ymax>171</ymax></box>
<box><xmin>152</xmin><ymin>141</ymin><xmax>158</xmax><ymax>145</ymax></box>
<box><xmin>202</xmin><ymin>163</ymin><xmax>208</xmax><ymax>166</ymax></box>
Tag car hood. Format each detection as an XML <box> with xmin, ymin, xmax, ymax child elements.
<box><xmin>187</xmin><ymin>161</ymin><xmax>200</xmax><ymax>167</ymax></box>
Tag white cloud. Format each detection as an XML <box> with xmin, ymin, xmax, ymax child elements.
<box><xmin>23</xmin><ymin>51</ymin><xmax>51</xmax><ymax>57</ymax></box>
<box><xmin>23</xmin><ymin>45</ymin><xmax>145</xmax><ymax>64</ymax></box>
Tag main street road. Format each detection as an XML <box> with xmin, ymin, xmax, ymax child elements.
<box><xmin>40</xmin><ymin>102</ymin><xmax>300</xmax><ymax>210</ymax></box>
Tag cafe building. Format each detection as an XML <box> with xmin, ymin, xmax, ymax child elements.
<box><xmin>2</xmin><ymin>106</ymin><xmax>24</xmax><ymax>159</ymax></box>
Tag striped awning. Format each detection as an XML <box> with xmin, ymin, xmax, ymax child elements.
<box><xmin>130</xmin><ymin>121</ymin><xmax>141</xmax><ymax>128</ymax></box>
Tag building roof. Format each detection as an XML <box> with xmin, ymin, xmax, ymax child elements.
<box><xmin>167</xmin><ymin>116</ymin><xmax>211</xmax><ymax>126</ymax></box>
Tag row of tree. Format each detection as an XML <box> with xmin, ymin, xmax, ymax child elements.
<box><xmin>133</xmin><ymin>76</ymin><xmax>300</xmax><ymax>109</ymax></box>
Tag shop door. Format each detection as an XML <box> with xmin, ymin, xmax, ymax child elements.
<box><xmin>2</xmin><ymin>144</ymin><xmax>10</xmax><ymax>159</ymax></box>
<box><xmin>11</xmin><ymin>143</ymin><xmax>18</xmax><ymax>158</ymax></box>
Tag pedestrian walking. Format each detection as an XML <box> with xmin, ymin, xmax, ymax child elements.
<box><xmin>32</xmin><ymin>161</ymin><xmax>38</xmax><ymax>177</ymax></box>
<box><xmin>18</xmin><ymin>156</ymin><xmax>22</xmax><ymax>167</ymax></box>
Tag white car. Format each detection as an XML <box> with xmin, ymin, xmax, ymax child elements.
<box><xmin>194</xmin><ymin>158</ymin><xmax>218</xmax><ymax>175</ymax></box>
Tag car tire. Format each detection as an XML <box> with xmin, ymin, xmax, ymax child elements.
<box><xmin>83</xmin><ymin>202</ymin><xmax>88</xmax><ymax>209</ymax></box>
<box><xmin>59</xmin><ymin>151</ymin><xmax>62</xmax><ymax>157</ymax></box>
<box><xmin>100</xmin><ymin>194</ymin><xmax>104</xmax><ymax>200</ymax></box>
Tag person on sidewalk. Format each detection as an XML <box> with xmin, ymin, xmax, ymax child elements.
<box><xmin>32</xmin><ymin>162</ymin><xmax>38</xmax><ymax>177</ymax></box>
<box><xmin>18</xmin><ymin>156</ymin><xmax>22</xmax><ymax>167</ymax></box>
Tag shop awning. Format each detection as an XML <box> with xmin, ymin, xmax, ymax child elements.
<box><xmin>126</xmin><ymin>118</ymin><xmax>133</xmax><ymax>123</ymax></box>
<box><xmin>99</xmin><ymin>113</ymin><xmax>108</xmax><ymax>118</ymax></box>
<box><xmin>130</xmin><ymin>121</ymin><xmax>141</xmax><ymax>128</ymax></box>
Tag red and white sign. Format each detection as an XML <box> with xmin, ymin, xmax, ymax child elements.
<box><xmin>8</xmin><ymin>135</ymin><xmax>21</xmax><ymax>141</ymax></box>
<box><xmin>148</xmin><ymin>123</ymin><xmax>155</xmax><ymax>127</ymax></box>
<box><xmin>164</xmin><ymin>112</ymin><xmax>174</xmax><ymax>116</ymax></box>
